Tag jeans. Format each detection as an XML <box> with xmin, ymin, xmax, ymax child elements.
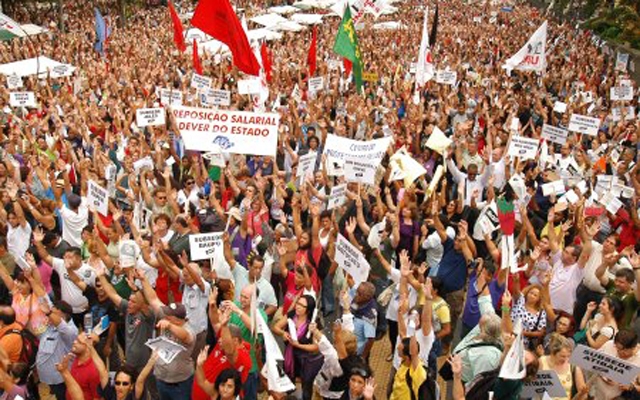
<box><xmin>156</xmin><ymin>375</ymin><xmax>193</xmax><ymax>400</ymax></box>
<box><xmin>244</xmin><ymin>371</ymin><xmax>259</xmax><ymax>400</ymax></box>
<box><xmin>321</xmin><ymin>273</ymin><xmax>335</xmax><ymax>315</ymax></box>
<box><xmin>428</xmin><ymin>338</ymin><xmax>443</xmax><ymax>377</ymax></box>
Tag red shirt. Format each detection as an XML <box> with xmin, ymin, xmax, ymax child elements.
<box><xmin>155</xmin><ymin>269</ymin><xmax>182</xmax><ymax>304</ymax></box>
<box><xmin>68</xmin><ymin>357</ymin><xmax>100</xmax><ymax>400</ymax></box>
<box><xmin>191</xmin><ymin>342</ymin><xmax>252</xmax><ymax>400</ymax></box>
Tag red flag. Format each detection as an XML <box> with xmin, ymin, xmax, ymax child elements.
<box><xmin>191</xmin><ymin>0</ymin><xmax>260</xmax><ymax>76</ymax></box>
<box><xmin>260</xmin><ymin>42</ymin><xmax>272</xmax><ymax>83</ymax></box>
<box><xmin>307</xmin><ymin>26</ymin><xmax>317</xmax><ymax>77</ymax></box>
<box><xmin>168</xmin><ymin>1</ymin><xmax>186</xmax><ymax>52</ymax></box>
<box><xmin>193</xmin><ymin>39</ymin><xmax>203</xmax><ymax>75</ymax></box>
<box><xmin>343</xmin><ymin>58</ymin><xmax>352</xmax><ymax>76</ymax></box>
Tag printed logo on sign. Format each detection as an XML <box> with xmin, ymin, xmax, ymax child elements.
<box><xmin>213</xmin><ymin>136</ymin><xmax>234</xmax><ymax>150</ymax></box>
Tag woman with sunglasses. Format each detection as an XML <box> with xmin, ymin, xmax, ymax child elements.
<box><xmin>88</xmin><ymin>335</ymin><xmax>158</xmax><ymax>400</ymax></box>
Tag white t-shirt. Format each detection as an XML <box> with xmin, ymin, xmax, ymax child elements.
<box><xmin>582</xmin><ymin>241</ymin><xmax>605</xmax><ymax>293</ymax></box>
<box><xmin>59</xmin><ymin>199</ymin><xmax>89</xmax><ymax>248</ymax></box>
<box><xmin>7</xmin><ymin>223</ymin><xmax>32</xmax><ymax>259</ymax></box>
<box><xmin>549</xmin><ymin>251</ymin><xmax>584</xmax><ymax>314</ymax></box>
<box><xmin>392</xmin><ymin>323</ymin><xmax>435</xmax><ymax>369</ymax></box>
<box><xmin>52</xmin><ymin>258</ymin><xmax>96</xmax><ymax>313</ymax></box>
<box><xmin>181</xmin><ymin>275</ymin><xmax>211</xmax><ymax>335</ymax></box>
<box><xmin>386</xmin><ymin>268</ymin><xmax>418</xmax><ymax>321</ymax></box>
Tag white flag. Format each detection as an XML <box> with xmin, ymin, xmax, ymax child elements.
<box><xmin>251</xmin><ymin>44</ymin><xmax>269</xmax><ymax>112</ymax></box>
<box><xmin>415</xmin><ymin>8</ymin><xmax>435</xmax><ymax>87</ymax></box>
<box><xmin>0</xmin><ymin>13</ymin><xmax>23</xmax><ymax>37</ymax></box>
<box><xmin>499</xmin><ymin>319</ymin><xmax>527</xmax><ymax>379</ymax></box>
<box><xmin>503</xmin><ymin>21</ymin><xmax>548</xmax><ymax>74</ymax></box>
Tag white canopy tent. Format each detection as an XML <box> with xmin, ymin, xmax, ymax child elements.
<box><xmin>0</xmin><ymin>56</ymin><xmax>76</xmax><ymax>78</ymax></box>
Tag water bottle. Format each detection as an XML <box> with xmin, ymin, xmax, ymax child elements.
<box><xmin>83</xmin><ymin>312</ymin><xmax>93</xmax><ymax>334</ymax></box>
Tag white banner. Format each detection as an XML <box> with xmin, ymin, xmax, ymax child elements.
<box><xmin>521</xmin><ymin>370</ymin><xmax>567</xmax><ymax>398</ymax></box>
<box><xmin>503</xmin><ymin>21</ymin><xmax>547</xmax><ymax>73</ymax></box>
<box><xmin>88</xmin><ymin>180</ymin><xmax>109</xmax><ymax>216</ymax></box>
<box><xmin>568</xmin><ymin>114</ymin><xmax>601</xmax><ymax>136</ymax></box>
<box><xmin>327</xmin><ymin>184</ymin><xmax>347</xmax><ymax>210</ymax></box>
<box><xmin>308</xmin><ymin>76</ymin><xmax>324</xmax><ymax>93</ymax></box>
<box><xmin>136</xmin><ymin>108</ymin><xmax>166</xmax><ymax>127</ymax></box>
<box><xmin>9</xmin><ymin>92</ymin><xmax>35</xmax><ymax>108</ymax></box>
<box><xmin>344</xmin><ymin>158</ymin><xmax>378</xmax><ymax>185</ymax></box>
<box><xmin>323</xmin><ymin>134</ymin><xmax>392</xmax><ymax>163</ymax></box>
<box><xmin>435</xmin><ymin>70</ymin><xmax>457</xmax><ymax>85</ymax></box>
<box><xmin>172</xmin><ymin>106</ymin><xmax>279</xmax><ymax>156</ymax></box>
<box><xmin>507</xmin><ymin>136</ymin><xmax>539</xmax><ymax>160</ymax></box>
<box><xmin>6</xmin><ymin>73</ymin><xmax>22</xmax><ymax>90</ymax></box>
<box><xmin>191</xmin><ymin>74</ymin><xmax>212</xmax><ymax>91</ymax></box>
<box><xmin>335</xmin><ymin>234</ymin><xmax>370</xmax><ymax>285</ymax></box>
<box><xmin>610</xmin><ymin>86</ymin><xmax>633</xmax><ymax>101</ymax></box>
<box><xmin>570</xmin><ymin>344</ymin><xmax>640</xmax><ymax>385</ymax></box>
<box><xmin>159</xmin><ymin>89</ymin><xmax>183</xmax><ymax>106</ymax></box>
<box><xmin>541</xmin><ymin>124</ymin><xmax>568</xmax><ymax>145</ymax></box>
<box><xmin>189</xmin><ymin>232</ymin><xmax>224</xmax><ymax>261</ymax></box>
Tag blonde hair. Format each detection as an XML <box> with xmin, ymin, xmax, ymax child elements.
<box><xmin>548</xmin><ymin>333</ymin><xmax>573</xmax><ymax>355</ymax></box>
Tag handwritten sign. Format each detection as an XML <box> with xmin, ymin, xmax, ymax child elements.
<box><xmin>203</xmin><ymin>89</ymin><xmax>231</xmax><ymax>107</ymax></box>
<box><xmin>9</xmin><ymin>92</ymin><xmax>36</xmax><ymax>108</ymax></box>
<box><xmin>136</xmin><ymin>108</ymin><xmax>166</xmax><ymax>127</ymax></box>
<box><xmin>568</xmin><ymin>114</ymin><xmax>600</xmax><ymax>136</ymax></box>
<box><xmin>88</xmin><ymin>180</ymin><xmax>109</xmax><ymax>216</ymax></box>
<box><xmin>570</xmin><ymin>344</ymin><xmax>640</xmax><ymax>385</ymax></box>
<box><xmin>159</xmin><ymin>89</ymin><xmax>183</xmax><ymax>106</ymax></box>
<box><xmin>344</xmin><ymin>158</ymin><xmax>377</xmax><ymax>185</ymax></box>
<box><xmin>541</xmin><ymin>124</ymin><xmax>568</xmax><ymax>145</ymax></box>
<box><xmin>189</xmin><ymin>232</ymin><xmax>224</xmax><ymax>261</ymax></box>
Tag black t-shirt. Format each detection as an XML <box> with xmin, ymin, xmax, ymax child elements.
<box><xmin>328</xmin><ymin>355</ymin><xmax>367</xmax><ymax>392</ymax></box>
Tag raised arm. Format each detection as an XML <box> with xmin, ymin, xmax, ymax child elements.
<box><xmin>137</xmin><ymin>269</ymin><xmax>165</xmax><ymax>313</ymax></box>
<box><xmin>135</xmin><ymin>351</ymin><xmax>159</xmax><ymax>400</ymax></box>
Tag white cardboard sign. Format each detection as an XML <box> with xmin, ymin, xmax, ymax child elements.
<box><xmin>191</xmin><ymin>74</ymin><xmax>213</xmax><ymax>91</ymax></box>
<box><xmin>507</xmin><ymin>136</ymin><xmax>539</xmax><ymax>160</ymax></box>
<box><xmin>568</xmin><ymin>114</ymin><xmax>600</xmax><ymax>136</ymax></box>
<box><xmin>541</xmin><ymin>124</ymin><xmax>568</xmax><ymax>145</ymax></box>
<box><xmin>308</xmin><ymin>76</ymin><xmax>324</xmax><ymax>93</ymax></box>
<box><xmin>9</xmin><ymin>92</ymin><xmax>36</xmax><ymax>108</ymax></box>
<box><xmin>570</xmin><ymin>344</ymin><xmax>640</xmax><ymax>385</ymax></box>
<box><xmin>136</xmin><ymin>108</ymin><xmax>166</xmax><ymax>127</ymax></box>
<box><xmin>610</xmin><ymin>86</ymin><xmax>633</xmax><ymax>101</ymax></box>
<box><xmin>335</xmin><ymin>234</ymin><xmax>370</xmax><ymax>285</ymax></box>
<box><xmin>521</xmin><ymin>370</ymin><xmax>567</xmax><ymax>398</ymax></box>
<box><xmin>6</xmin><ymin>73</ymin><xmax>22</xmax><ymax>90</ymax></box>
<box><xmin>202</xmin><ymin>89</ymin><xmax>231</xmax><ymax>107</ymax></box>
<box><xmin>238</xmin><ymin>79</ymin><xmax>261</xmax><ymax>95</ymax></box>
<box><xmin>344</xmin><ymin>158</ymin><xmax>377</xmax><ymax>185</ymax></box>
<box><xmin>435</xmin><ymin>70</ymin><xmax>457</xmax><ymax>85</ymax></box>
<box><xmin>159</xmin><ymin>89</ymin><xmax>183</xmax><ymax>106</ymax></box>
<box><xmin>327</xmin><ymin>184</ymin><xmax>347</xmax><ymax>210</ymax></box>
<box><xmin>88</xmin><ymin>180</ymin><xmax>109</xmax><ymax>216</ymax></box>
<box><xmin>188</xmin><ymin>232</ymin><xmax>224</xmax><ymax>261</ymax></box>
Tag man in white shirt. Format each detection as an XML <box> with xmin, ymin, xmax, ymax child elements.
<box><xmin>58</xmin><ymin>193</ymin><xmax>88</xmax><ymax>248</ymax></box>
<box><xmin>4</xmin><ymin>196</ymin><xmax>32</xmax><ymax>260</ymax></box>
<box><xmin>446</xmin><ymin>152</ymin><xmax>492</xmax><ymax>207</ymax></box>
<box><xmin>422</xmin><ymin>223</ymin><xmax>456</xmax><ymax>276</ymax></box>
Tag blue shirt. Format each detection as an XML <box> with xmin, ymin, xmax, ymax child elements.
<box><xmin>436</xmin><ymin>238</ymin><xmax>467</xmax><ymax>294</ymax></box>
<box><xmin>461</xmin><ymin>270</ymin><xmax>505</xmax><ymax>329</ymax></box>
<box><xmin>36</xmin><ymin>319</ymin><xmax>78</xmax><ymax>385</ymax></box>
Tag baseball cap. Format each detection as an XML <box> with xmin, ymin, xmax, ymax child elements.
<box><xmin>161</xmin><ymin>303</ymin><xmax>187</xmax><ymax>320</ymax></box>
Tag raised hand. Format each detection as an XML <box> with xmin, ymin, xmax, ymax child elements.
<box><xmin>197</xmin><ymin>345</ymin><xmax>209</xmax><ymax>367</ymax></box>
<box><xmin>363</xmin><ymin>377</ymin><xmax>376</xmax><ymax>400</ymax></box>
<box><xmin>345</xmin><ymin>217</ymin><xmax>357</xmax><ymax>235</ymax></box>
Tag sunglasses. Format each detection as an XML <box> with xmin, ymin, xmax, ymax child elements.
<box><xmin>186</xmin><ymin>181</ymin><xmax>195</xmax><ymax>185</ymax></box>
<box><xmin>115</xmin><ymin>381</ymin><xmax>131</xmax><ymax>387</ymax></box>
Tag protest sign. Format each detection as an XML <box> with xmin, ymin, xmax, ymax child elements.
<box><xmin>145</xmin><ymin>337</ymin><xmax>186</xmax><ymax>364</ymax></box>
<box><xmin>159</xmin><ymin>89</ymin><xmax>183</xmax><ymax>106</ymax></box>
<box><xmin>435</xmin><ymin>70</ymin><xmax>457</xmax><ymax>85</ymax></box>
<box><xmin>615</xmin><ymin>53</ymin><xmax>629</xmax><ymax>72</ymax></box>
<box><xmin>570</xmin><ymin>344</ymin><xmax>640</xmax><ymax>385</ymax></box>
<box><xmin>507</xmin><ymin>136</ymin><xmax>539</xmax><ymax>160</ymax></box>
<box><xmin>88</xmin><ymin>180</ymin><xmax>109</xmax><ymax>216</ymax></box>
<box><xmin>521</xmin><ymin>370</ymin><xmax>567</xmax><ymax>398</ymax></box>
<box><xmin>335</xmin><ymin>234</ymin><xmax>370</xmax><ymax>285</ymax></box>
<box><xmin>191</xmin><ymin>73</ymin><xmax>213</xmax><ymax>91</ymax></box>
<box><xmin>568</xmin><ymin>114</ymin><xmax>600</xmax><ymax>136</ymax></box>
<box><xmin>425</xmin><ymin>127</ymin><xmax>453</xmax><ymax>155</ymax></box>
<box><xmin>50</xmin><ymin>64</ymin><xmax>73</xmax><ymax>78</ymax></box>
<box><xmin>238</xmin><ymin>79</ymin><xmax>261</xmax><ymax>95</ymax></box>
<box><xmin>9</xmin><ymin>92</ymin><xmax>36</xmax><ymax>107</ymax></box>
<box><xmin>388</xmin><ymin>147</ymin><xmax>427</xmax><ymax>188</ymax></box>
<box><xmin>323</xmin><ymin>134</ymin><xmax>391</xmax><ymax>164</ymax></box>
<box><xmin>296</xmin><ymin>151</ymin><xmax>317</xmax><ymax>180</ymax></box>
<box><xmin>553</xmin><ymin>101</ymin><xmax>567</xmax><ymax>113</ymax></box>
<box><xmin>136</xmin><ymin>108</ymin><xmax>166</xmax><ymax>127</ymax></box>
<box><xmin>541</xmin><ymin>124</ymin><xmax>568</xmax><ymax>145</ymax></box>
<box><xmin>610</xmin><ymin>86</ymin><xmax>633</xmax><ymax>101</ymax></box>
<box><xmin>256</xmin><ymin>312</ymin><xmax>296</xmax><ymax>392</ymax></box>
<box><xmin>172</xmin><ymin>106</ymin><xmax>280</xmax><ymax>156</ymax></box>
<box><xmin>189</xmin><ymin>232</ymin><xmax>224</xmax><ymax>261</ymax></box>
<box><xmin>326</xmin><ymin>156</ymin><xmax>345</xmax><ymax>176</ymax></box>
<box><xmin>327</xmin><ymin>184</ymin><xmax>347</xmax><ymax>210</ymax></box>
<box><xmin>308</xmin><ymin>76</ymin><xmax>324</xmax><ymax>93</ymax></box>
<box><xmin>201</xmin><ymin>89</ymin><xmax>231</xmax><ymax>107</ymax></box>
<box><xmin>541</xmin><ymin>180</ymin><xmax>566</xmax><ymax>196</ymax></box>
<box><xmin>344</xmin><ymin>158</ymin><xmax>378</xmax><ymax>185</ymax></box>
<box><xmin>362</xmin><ymin>72</ymin><xmax>378</xmax><ymax>82</ymax></box>
<box><xmin>6</xmin><ymin>73</ymin><xmax>22</xmax><ymax>89</ymax></box>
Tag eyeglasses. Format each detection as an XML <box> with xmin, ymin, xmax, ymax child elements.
<box><xmin>114</xmin><ymin>381</ymin><xmax>131</xmax><ymax>387</ymax></box>
<box><xmin>350</xmin><ymin>367</ymin><xmax>370</xmax><ymax>378</ymax></box>
<box><xmin>296</xmin><ymin>302</ymin><xmax>308</xmax><ymax>308</ymax></box>
<box><xmin>156</xmin><ymin>196</ymin><xmax>167</xmax><ymax>200</ymax></box>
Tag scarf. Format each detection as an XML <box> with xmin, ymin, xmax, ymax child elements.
<box><xmin>284</xmin><ymin>316</ymin><xmax>309</xmax><ymax>377</ymax></box>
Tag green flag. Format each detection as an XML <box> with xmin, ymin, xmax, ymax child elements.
<box><xmin>333</xmin><ymin>7</ymin><xmax>363</xmax><ymax>93</ymax></box>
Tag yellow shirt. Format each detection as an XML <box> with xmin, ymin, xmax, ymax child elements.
<box><xmin>390</xmin><ymin>361</ymin><xmax>427</xmax><ymax>400</ymax></box>
<box><xmin>539</xmin><ymin>356</ymin><xmax>571</xmax><ymax>400</ymax></box>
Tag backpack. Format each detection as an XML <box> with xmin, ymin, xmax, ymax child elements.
<box><xmin>5</xmin><ymin>328</ymin><xmax>40</xmax><ymax>369</ymax></box>
<box><xmin>307</xmin><ymin>247</ymin><xmax>332</xmax><ymax>280</ymax></box>
<box><xmin>405</xmin><ymin>365</ymin><xmax>438</xmax><ymax>400</ymax></box>
<box><xmin>465</xmin><ymin>369</ymin><xmax>501</xmax><ymax>400</ymax></box>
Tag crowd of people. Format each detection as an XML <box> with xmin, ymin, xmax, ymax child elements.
<box><xmin>0</xmin><ymin>0</ymin><xmax>639</xmax><ymax>399</ymax></box>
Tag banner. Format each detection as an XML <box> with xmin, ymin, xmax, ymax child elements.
<box><xmin>435</xmin><ymin>70</ymin><xmax>457</xmax><ymax>85</ymax></box>
<box><xmin>172</xmin><ymin>106</ymin><xmax>280</xmax><ymax>156</ymax></box>
<box><xmin>541</xmin><ymin>124</ymin><xmax>568</xmax><ymax>145</ymax></box>
<box><xmin>335</xmin><ymin>234</ymin><xmax>370</xmax><ymax>285</ymax></box>
<box><xmin>521</xmin><ymin>370</ymin><xmax>567</xmax><ymax>398</ymax></box>
<box><xmin>159</xmin><ymin>88</ymin><xmax>183</xmax><ymax>106</ymax></box>
<box><xmin>191</xmin><ymin>73</ymin><xmax>213</xmax><ymax>91</ymax></box>
<box><xmin>568</xmin><ymin>114</ymin><xmax>601</xmax><ymax>136</ymax></box>
<box><xmin>9</xmin><ymin>92</ymin><xmax>36</xmax><ymax>107</ymax></box>
<box><xmin>610</xmin><ymin>86</ymin><xmax>633</xmax><ymax>101</ymax></box>
<box><xmin>189</xmin><ymin>232</ymin><xmax>224</xmax><ymax>261</ymax></box>
<box><xmin>88</xmin><ymin>180</ymin><xmax>109</xmax><ymax>216</ymax></box>
<box><xmin>502</xmin><ymin>21</ymin><xmax>547</xmax><ymax>73</ymax></box>
<box><xmin>507</xmin><ymin>136</ymin><xmax>539</xmax><ymax>160</ymax></box>
<box><xmin>344</xmin><ymin>158</ymin><xmax>378</xmax><ymax>185</ymax></box>
<box><xmin>136</xmin><ymin>108</ymin><xmax>166</xmax><ymax>127</ymax></box>
<box><xmin>570</xmin><ymin>344</ymin><xmax>640</xmax><ymax>385</ymax></box>
<box><xmin>323</xmin><ymin>134</ymin><xmax>391</xmax><ymax>163</ymax></box>
<box><xmin>327</xmin><ymin>184</ymin><xmax>347</xmax><ymax>210</ymax></box>
<box><xmin>308</xmin><ymin>76</ymin><xmax>324</xmax><ymax>93</ymax></box>
<box><xmin>201</xmin><ymin>89</ymin><xmax>231</xmax><ymax>107</ymax></box>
